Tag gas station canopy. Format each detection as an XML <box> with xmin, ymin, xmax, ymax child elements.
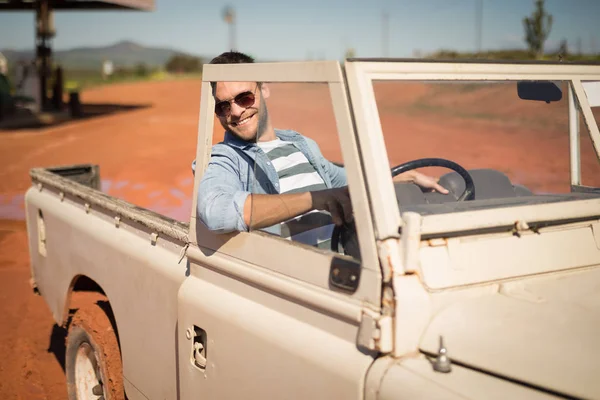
<box><xmin>0</xmin><ymin>0</ymin><xmax>155</xmax><ymax>113</ymax></box>
<box><xmin>0</xmin><ymin>0</ymin><xmax>154</xmax><ymax>11</ymax></box>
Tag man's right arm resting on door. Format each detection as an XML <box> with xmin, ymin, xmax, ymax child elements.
<box><xmin>198</xmin><ymin>154</ymin><xmax>352</xmax><ymax>233</ymax></box>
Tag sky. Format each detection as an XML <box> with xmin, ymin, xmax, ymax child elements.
<box><xmin>0</xmin><ymin>0</ymin><xmax>598</xmax><ymax>61</ymax></box>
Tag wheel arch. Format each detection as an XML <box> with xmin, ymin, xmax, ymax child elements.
<box><xmin>62</xmin><ymin>274</ymin><xmax>121</xmax><ymax>349</ymax></box>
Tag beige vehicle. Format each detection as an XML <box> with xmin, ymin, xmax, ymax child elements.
<box><xmin>25</xmin><ymin>59</ymin><xmax>600</xmax><ymax>400</ymax></box>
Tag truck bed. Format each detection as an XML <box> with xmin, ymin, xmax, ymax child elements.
<box><xmin>25</xmin><ymin>164</ymin><xmax>189</xmax><ymax>399</ymax></box>
<box><xmin>30</xmin><ymin>164</ymin><xmax>189</xmax><ymax>241</ymax></box>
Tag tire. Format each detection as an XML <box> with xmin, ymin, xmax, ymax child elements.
<box><xmin>65</xmin><ymin>302</ymin><xmax>124</xmax><ymax>400</ymax></box>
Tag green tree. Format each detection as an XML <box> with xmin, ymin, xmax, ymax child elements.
<box><xmin>558</xmin><ymin>39</ymin><xmax>568</xmax><ymax>57</ymax></box>
<box><xmin>165</xmin><ymin>54</ymin><xmax>203</xmax><ymax>74</ymax></box>
<box><xmin>523</xmin><ymin>0</ymin><xmax>553</xmax><ymax>59</ymax></box>
<box><xmin>135</xmin><ymin>62</ymin><xmax>149</xmax><ymax>77</ymax></box>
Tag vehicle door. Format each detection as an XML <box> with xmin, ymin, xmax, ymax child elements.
<box><xmin>177</xmin><ymin>61</ymin><xmax>384</xmax><ymax>399</ymax></box>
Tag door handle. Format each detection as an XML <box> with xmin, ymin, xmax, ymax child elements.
<box><xmin>188</xmin><ymin>326</ymin><xmax>207</xmax><ymax>370</ymax></box>
<box><xmin>193</xmin><ymin>342</ymin><xmax>206</xmax><ymax>369</ymax></box>
<box><xmin>37</xmin><ymin>209</ymin><xmax>47</xmax><ymax>257</ymax></box>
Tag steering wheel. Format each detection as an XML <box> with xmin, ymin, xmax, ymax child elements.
<box><xmin>391</xmin><ymin>157</ymin><xmax>475</xmax><ymax>201</ymax></box>
<box><xmin>331</xmin><ymin>157</ymin><xmax>475</xmax><ymax>256</ymax></box>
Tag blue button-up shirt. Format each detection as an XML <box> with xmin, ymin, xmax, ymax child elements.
<box><xmin>195</xmin><ymin>129</ymin><xmax>347</xmax><ymax>233</ymax></box>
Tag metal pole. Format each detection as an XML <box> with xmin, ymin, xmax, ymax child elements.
<box><xmin>223</xmin><ymin>6</ymin><xmax>236</xmax><ymax>51</ymax></box>
<box><xmin>568</xmin><ymin>83</ymin><xmax>581</xmax><ymax>187</ymax></box>
<box><xmin>231</xmin><ymin>19</ymin><xmax>236</xmax><ymax>51</ymax></box>
<box><xmin>382</xmin><ymin>11</ymin><xmax>389</xmax><ymax>57</ymax></box>
<box><xmin>36</xmin><ymin>0</ymin><xmax>52</xmax><ymax>112</ymax></box>
<box><xmin>36</xmin><ymin>0</ymin><xmax>46</xmax><ymax>111</ymax></box>
<box><xmin>475</xmin><ymin>0</ymin><xmax>483</xmax><ymax>54</ymax></box>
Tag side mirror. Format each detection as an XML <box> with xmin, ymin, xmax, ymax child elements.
<box><xmin>517</xmin><ymin>81</ymin><xmax>563</xmax><ymax>103</ymax></box>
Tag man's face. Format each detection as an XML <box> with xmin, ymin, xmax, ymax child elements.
<box><xmin>213</xmin><ymin>81</ymin><xmax>269</xmax><ymax>142</ymax></box>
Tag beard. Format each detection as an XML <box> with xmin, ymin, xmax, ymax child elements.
<box><xmin>255</xmin><ymin>99</ymin><xmax>270</xmax><ymax>142</ymax></box>
<box><xmin>223</xmin><ymin>92</ymin><xmax>271</xmax><ymax>143</ymax></box>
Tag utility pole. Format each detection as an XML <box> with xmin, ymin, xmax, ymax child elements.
<box><xmin>222</xmin><ymin>6</ymin><xmax>236</xmax><ymax>51</ymax></box>
<box><xmin>475</xmin><ymin>0</ymin><xmax>483</xmax><ymax>54</ymax></box>
<box><xmin>35</xmin><ymin>0</ymin><xmax>55</xmax><ymax>111</ymax></box>
<box><xmin>382</xmin><ymin>10</ymin><xmax>389</xmax><ymax>57</ymax></box>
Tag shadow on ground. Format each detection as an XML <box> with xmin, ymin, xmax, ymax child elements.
<box><xmin>0</xmin><ymin>102</ymin><xmax>152</xmax><ymax>131</ymax></box>
<box><xmin>47</xmin><ymin>324</ymin><xmax>67</xmax><ymax>372</ymax></box>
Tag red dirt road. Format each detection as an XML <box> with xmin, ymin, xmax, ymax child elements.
<box><xmin>0</xmin><ymin>79</ymin><xmax>203</xmax><ymax>399</ymax></box>
<box><xmin>0</xmin><ymin>78</ymin><xmax>599</xmax><ymax>399</ymax></box>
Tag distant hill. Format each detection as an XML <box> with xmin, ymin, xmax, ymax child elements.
<box><xmin>1</xmin><ymin>40</ymin><xmax>204</xmax><ymax>70</ymax></box>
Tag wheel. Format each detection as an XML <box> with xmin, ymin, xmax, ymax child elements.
<box><xmin>66</xmin><ymin>302</ymin><xmax>124</xmax><ymax>400</ymax></box>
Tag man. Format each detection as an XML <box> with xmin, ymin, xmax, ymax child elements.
<box><xmin>196</xmin><ymin>51</ymin><xmax>447</xmax><ymax>241</ymax></box>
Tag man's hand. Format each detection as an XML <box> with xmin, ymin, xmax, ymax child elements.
<box><xmin>393</xmin><ymin>170</ymin><xmax>449</xmax><ymax>194</ymax></box>
<box><xmin>310</xmin><ymin>187</ymin><xmax>353</xmax><ymax>226</ymax></box>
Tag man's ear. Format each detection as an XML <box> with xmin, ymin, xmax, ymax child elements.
<box><xmin>260</xmin><ymin>83</ymin><xmax>270</xmax><ymax>99</ymax></box>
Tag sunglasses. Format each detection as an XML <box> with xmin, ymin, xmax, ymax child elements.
<box><xmin>214</xmin><ymin>90</ymin><xmax>256</xmax><ymax>117</ymax></box>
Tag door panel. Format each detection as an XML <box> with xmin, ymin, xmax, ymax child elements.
<box><xmin>178</xmin><ymin>255</ymin><xmax>374</xmax><ymax>400</ymax></box>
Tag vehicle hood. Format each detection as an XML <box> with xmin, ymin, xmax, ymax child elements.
<box><xmin>420</xmin><ymin>267</ymin><xmax>600</xmax><ymax>399</ymax></box>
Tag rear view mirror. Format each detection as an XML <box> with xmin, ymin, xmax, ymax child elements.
<box><xmin>517</xmin><ymin>81</ymin><xmax>562</xmax><ymax>103</ymax></box>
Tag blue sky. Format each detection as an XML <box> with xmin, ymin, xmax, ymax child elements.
<box><xmin>0</xmin><ymin>0</ymin><xmax>598</xmax><ymax>60</ymax></box>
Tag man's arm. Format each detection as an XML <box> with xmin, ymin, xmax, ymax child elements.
<box><xmin>243</xmin><ymin>187</ymin><xmax>352</xmax><ymax>230</ymax></box>
<box><xmin>198</xmin><ymin>146</ymin><xmax>353</xmax><ymax>233</ymax></box>
<box><xmin>197</xmin><ymin>150</ymin><xmax>250</xmax><ymax>233</ymax></box>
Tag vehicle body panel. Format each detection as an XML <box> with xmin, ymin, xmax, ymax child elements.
<box><xmin>420</xmin><ymin>266</ymin><xmax>600</xmax><ymax>400</ymax></box>
<box><xmin>178</xmin><ymin>255</ymin><xmax>374</xmax><ymax>399</ymax></box>
<box><xmin>418</xmin><ymin>217</ymin><xmax>600</xmax><ymax>289</ymax></box>
<box><xmin>368</xmin><ymin>356</ymin><xmax>562</xmax><ymax>400</ymax></box>
<box><xmin>25</xmin><ymin>172</ymin><xmax>187</xmax><ymax>399</ymax></box>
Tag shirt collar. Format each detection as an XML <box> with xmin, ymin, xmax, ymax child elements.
<box><xmin>223</xmin><ymin>129</ymin><xmax>302</xmax><ymax>150</ymax></box>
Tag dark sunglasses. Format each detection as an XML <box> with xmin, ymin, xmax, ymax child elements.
<box><xmin>214</xmin><ymin>91</ymin><xmax>256</xmax><ymax>117</ymax></box>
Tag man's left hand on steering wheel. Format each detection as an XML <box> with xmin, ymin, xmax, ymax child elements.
<box><xmin>393</xmin><ymin>170</ymin><xmax>449</xmax><ymax>194</ymax></box>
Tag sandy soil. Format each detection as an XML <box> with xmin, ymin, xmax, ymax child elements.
<box><xmin>0</xmin><ymin>77</ymin><xmax>599</xmax><ymax>399</ymax></box>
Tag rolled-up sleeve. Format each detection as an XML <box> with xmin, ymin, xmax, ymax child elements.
<box><xmin>197</xmin><ymin>150</ymin><xmax>250</xmax><ymax>233</ymax></box>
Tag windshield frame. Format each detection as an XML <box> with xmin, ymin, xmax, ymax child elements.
<box><xmin>344</xmin><ymin>59</ymin><xmax>600</xmax><ymax>239</ymax></box>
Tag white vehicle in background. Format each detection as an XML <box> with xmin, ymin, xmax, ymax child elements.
<box><xmin>24</xmin><ymin>58</ymin><xmax>600</xmax><ymax>399</ymax></box>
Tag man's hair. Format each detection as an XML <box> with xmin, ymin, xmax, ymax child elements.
<box><xmin>209</xmin><ymin>51</ymin><xmax>256</xmax><ymax>93</ymax></box>
<box><xmin>209</xmin><ymin>51</ymin><xmax>255</xmax><ymax>65</ymax></box>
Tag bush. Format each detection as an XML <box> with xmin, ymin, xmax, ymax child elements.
<box><xmin>428</xmin><ymin>49</ymin><xmax>600</xmax><ymax>62</ymax></box>
<box><xmin>165</xmin><ymin>54</ymin><xmax>203</xmax><ymax>74</ymax></box>
<box><xmin>135</xmin><ymin>62</ymin><xmax>149</xmax><ymax>77</ymax></box>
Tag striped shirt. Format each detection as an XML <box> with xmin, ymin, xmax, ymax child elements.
<box><xmin>258</xmin><ymin>139</ymin><xmax>334</xmax><ymax>248</ymax></box>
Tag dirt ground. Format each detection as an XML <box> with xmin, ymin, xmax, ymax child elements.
<box><xmin>0</xmin><ymin>78</ymin><xmax>204</xmax><ymax>399</ymax></box>
<box><xmin>0</xmin><ymin>77</ymin><xmax>599</xmax><ymax>399</ymax></box>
